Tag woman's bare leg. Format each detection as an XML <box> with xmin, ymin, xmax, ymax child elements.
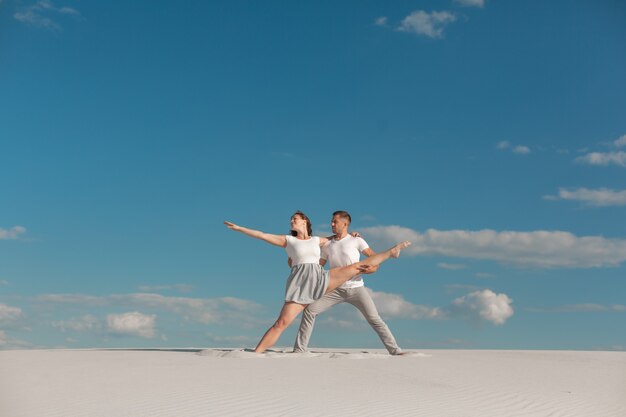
<box><xmin>254</xmin><ymin>302</ymin><xmax>307</xmax><ymax>353</ymax></box>
<box><xmin>326</xmin><ymin>241</ymin><xmax>411</xmax><ymax>294</ymax></box>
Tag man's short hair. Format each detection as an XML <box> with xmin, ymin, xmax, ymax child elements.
<box><xmin>333</xmin><ymin>210</ymin><xmax>351</xmax><ymax>224</ymax></box>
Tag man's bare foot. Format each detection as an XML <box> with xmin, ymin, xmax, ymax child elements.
<box><xmin>390</xmin><ymin>241</ymin><xmax>411</xmax><ymax>258</ymax></box>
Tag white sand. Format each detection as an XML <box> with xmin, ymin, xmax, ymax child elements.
<box><xmin>1</xmin><ymin>348</ymin><xmax>624</xmax><ymax>417</ymax></box>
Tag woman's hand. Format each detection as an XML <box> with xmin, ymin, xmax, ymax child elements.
<box><xmin>224</xmin><ymin>221</ymin><xmax>287</xmax><ymax>247</ymax></box>
<box><xmin>224</xmin><ymin>221</ymin><xmax>240</xmax><ymax>231</ymax></box>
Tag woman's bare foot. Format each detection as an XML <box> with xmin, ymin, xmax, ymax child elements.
<box><xmin>390</xmin><ymin>241</ymin><xmax>411</xmax><ymax>258</ymax></box>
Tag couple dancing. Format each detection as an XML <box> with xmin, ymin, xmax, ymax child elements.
<box><xmin>224</xmin><ymin>211</ymin><xmax>411</xmax><ymax>354</ymax></box>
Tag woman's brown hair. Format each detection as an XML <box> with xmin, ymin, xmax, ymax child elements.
<box><xmin>290</xmin><ymin>211</ymin><xmax>313</xmax><ymax>237</ymax></box>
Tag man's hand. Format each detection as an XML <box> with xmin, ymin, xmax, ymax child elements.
<box><xmin>357</xmin><ymin>264</ymin><xmax>379</xmax><ymax>274</ymax></box>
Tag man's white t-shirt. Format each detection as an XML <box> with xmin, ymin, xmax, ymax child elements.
<box><xmin>321</xmin><ymin>235</ymin><xmax>369</xmax><ymax>289</ymax></box>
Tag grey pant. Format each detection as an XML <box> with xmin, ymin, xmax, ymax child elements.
<box><xmin>293</xmin><ymin>286</ymin><xmax>402</xmax><ymax>355</ymax></box>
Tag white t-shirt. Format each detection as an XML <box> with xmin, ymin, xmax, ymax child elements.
<box><xmin>285</xmin><ymin>235</ymin><xmax>321</xmax><ymax>265</ymax></box>
<box><xmin>321</xmin><ymin>235</ymin><xmax>369</xmax><ymax>289</ymax></box>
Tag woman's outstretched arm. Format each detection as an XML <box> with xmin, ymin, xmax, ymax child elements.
<box><xmin>224</xmin><ymin>221</ymin><xmax>287</xmax><ymax>247</ymax></box>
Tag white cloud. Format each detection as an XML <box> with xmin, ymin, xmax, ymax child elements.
<box><xmin>38</xmin><ymin>294</ymin><xmax>105</xmax><ymax>305</ymax></box>
<box><xmin>528</xmin><ymin>304</ymin><xmax>626</xmax><ymax>313</ymax></box>
<box><xmin>107</xmin><ymin>312</ymin><xmax>156</xmax><ymax>338</ymax></box>
<box><xmin>454</xmin><ymin>0</ymin><xmax>485</xmax><ymax>7</ymax></box>
<box><xmin>37</xmin><ymin>293</ymin><xmax>263</xmax><ymax>326</ymax></box>
<box><xmin>206</xmin><ymin>333</ymin><xmax>255</xmax><ymax>346</ymax></box>
<box><xmin>614</xmin><ymin>134</ymin><xmax>626</xmax><ymax>148</ymax></box>
<box><xmin>361</xmin><ymin>225</ymin><xmax>626</xmax><ymax>268</ymax></box>
<box><xmin>368</xmin><ymin>289</ymin><xmax>444</xmax><ymax>320</ymax></box>
<box><xmin>368</xmin><ymin>288</ymin><xmax>513</xmax><ymax>325</ymax></box>
<box><xmin>575</xmin><ymin>135</ymin><xmax>626</xmax><ymax>166</ymax></box>
<box><xmin>496</xmin><ymin>140</ymin><xmax>510</xmax><ymax>149</ymax></box>
<box><xmin>374</xmin><ymin>16</ymin><xmax>388</xmax><ymax>27</ymax></box>
<box><xmin>0</xmin><ymin>303</ymin><xmax>23</xmax><ymax>322</ymax></box>
<box><xmin>319</xmin><ymin>316</ymin><xmax>362</xmax><ymax>329</ymax></box>
<box><xmin>544</xmin><ymin>187</ymin><xmax>626</xmax><ymax>207</ymax></box>
<box><xmin>14</xmin><ymin>10</ymin><xmax>60</xmax><ymax>30</ymax></box>
<box><xmin>137</xmin><ymin>284</ymin><xmax>194</xmax><ymax>293</ymax></box>
<box><xmin>397</xmin><ymin>10</ymin><xmax>457</xmax><ymax>39</ymax></box>
<box><xmin>13</xmin><ymin>0</ymin><xmax>80</xmax><ymax>30</ymax></box>
<box><xmin>0</xmin><ymin>330</ymin><xmax>32</xmax><ymax>349</ymax></box>
<box><xmin>361</xmin><ymin>214</ymin><xmax>377</xmax><ymax>222</ymax></box>
<box><xmin>559</xmin><ymin>304</ymin><xmax>608</xmax><ymax>312</ymax></box>
<box><xmin>576</xmin><ymin>151</ymin><xmax>626</xmax><ymax>167</ymax></box>
<box><xmin>52</xmin><ymin>315</ymin><xmax>100</xmax><ymax>332</ymax></box>
<box><xmin>497</xmin><ymin>141</ymin><xmax>531</xmax><ymax>155</ymax></box>
<box><xmin>513</xmin><ymin>145</ymin><xmax>531</xmax><ymax>155</ymax></box>
<box><xmin>448</xmin><ymin>289</ymin><xmax>513</xmax><ymax>325</ymax></box>
<box><xmin>0</xmin><ymin>226</ymin><xmax>26</xmax><ymax>240</ymax></box>
<box><xmin>113</xmin><ymin>293</ymin><xmax>260</xmax><ymax>325</ymax></box>
<box><xmin>58</xmin><ymin>6</ymin><xmax>79</xmax><ymax>16</ymax></box>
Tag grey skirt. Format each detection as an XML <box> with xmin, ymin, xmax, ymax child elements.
<box><xmin>285</xmin><ymin>263</ymin><xmax>330</xmax><ymax>304</ymax></box>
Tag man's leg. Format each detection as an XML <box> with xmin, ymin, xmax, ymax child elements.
<box><xmin>293</xmin><ymin>289</ymin><xmax>346</xmax><ymax>353</ymax></box>
<box><xmin>347</xmin><ymin>287</ymin><xmax>403</xmax><ymax>355</ymax></box>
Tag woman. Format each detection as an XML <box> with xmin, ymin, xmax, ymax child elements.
<box><xmin>224</xmin><ymin>211</ymin><xmax>410</xmax><ymax>353</ymax></box>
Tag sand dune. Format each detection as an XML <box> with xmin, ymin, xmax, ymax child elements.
<box><xmin>1</xmin><ymin>348</ymin><xmax>624</xmax><ymax>417</ymax></box>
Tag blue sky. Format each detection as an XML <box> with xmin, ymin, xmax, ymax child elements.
<box><xmin>1</xmin><ymin>0</ymin><xmax>625</xmax><ymax>351</ymax></box>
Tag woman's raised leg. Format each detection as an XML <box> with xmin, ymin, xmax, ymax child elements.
<box><xmin>254</xmin><ymin>302</ymin><xmax>307</xmax><ymax>353</ymax></box>
<box><xmin>326</xmin><ymin>241</ymin><xmax>411</xmax><ymax>294</ymax></box>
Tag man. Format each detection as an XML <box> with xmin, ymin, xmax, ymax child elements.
<box><xmin>292</xmin><ymin>211</ymin><xmax>403</xmax><ymax>355</ymax></box>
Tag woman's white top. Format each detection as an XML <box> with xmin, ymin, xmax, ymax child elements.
<box><xmin>285</xmin><ymin>235</ymin><xmax>321</xmax><ymax>265</ymax></box>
